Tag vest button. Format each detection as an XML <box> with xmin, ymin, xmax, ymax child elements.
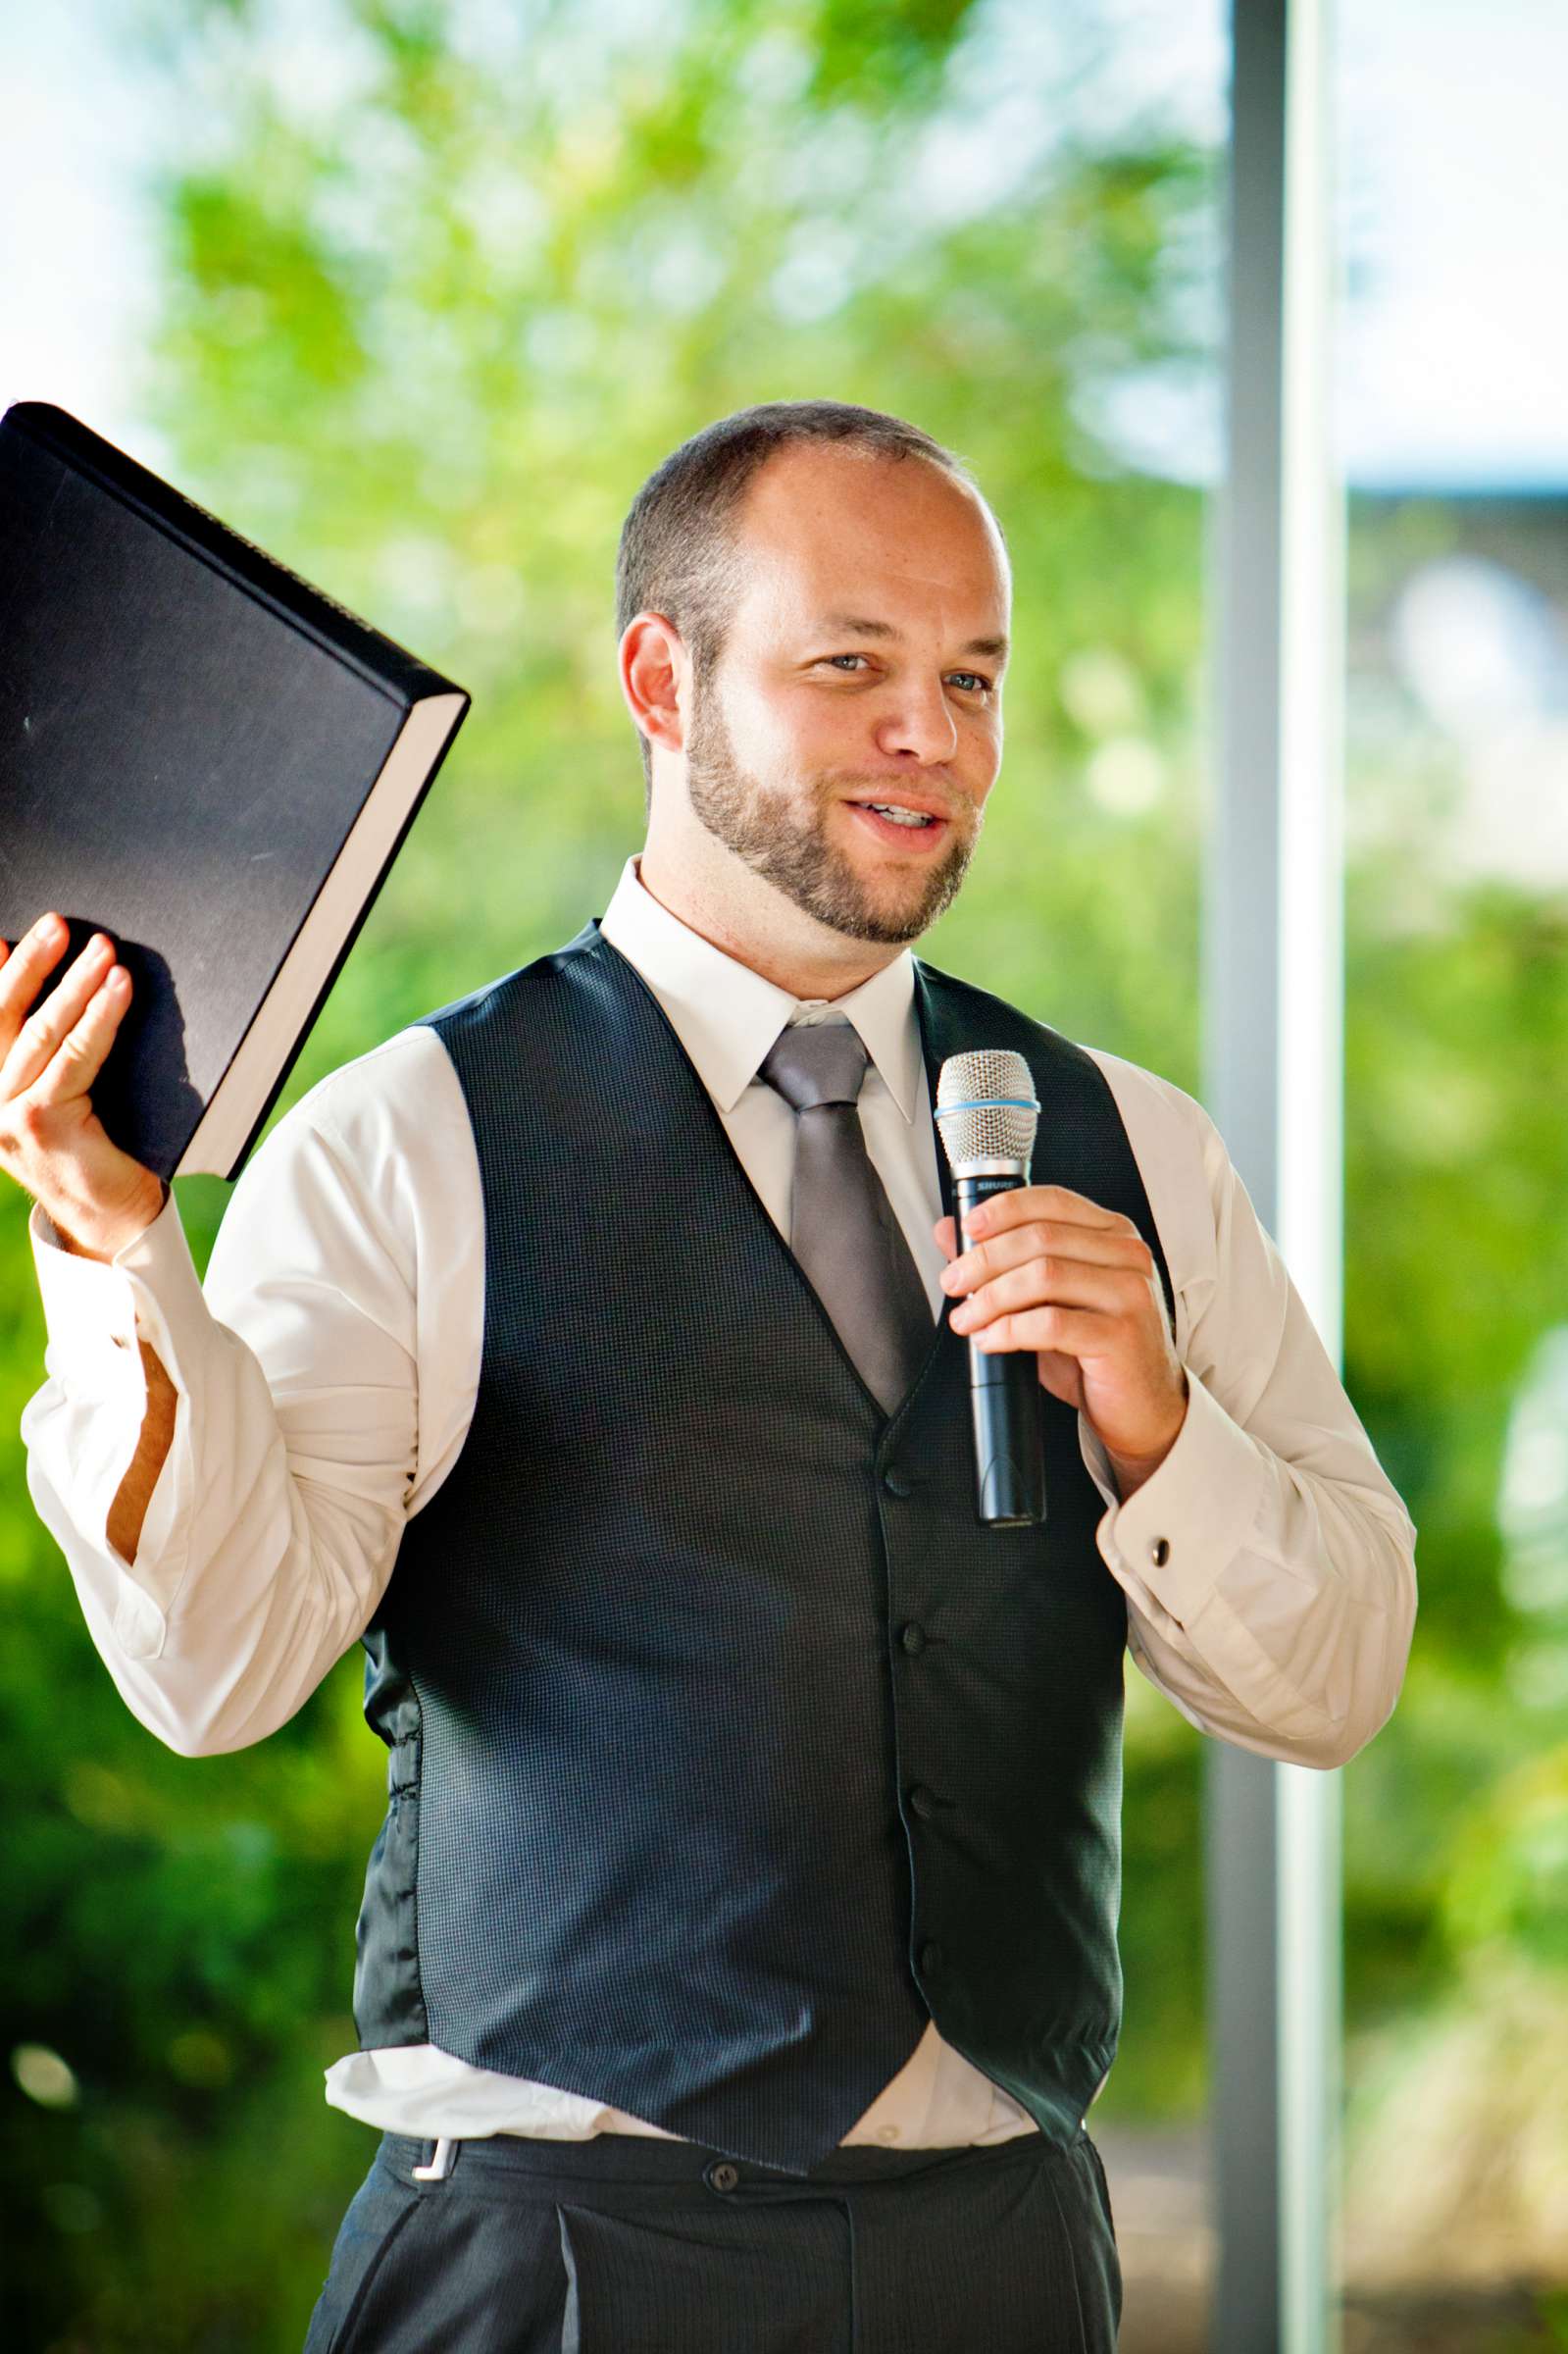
<box><xmin>1149</xmin><ymin>1536</ymin><xmax>1171</xmax><ymax>1567</ymax></box>
<box><xmin>705</xmin><ymin>2161</ymin><xmax>740</xmax><ymax>2194</ymax></box>
<box><xmin>900</xmin><ymin>1622</ymin><xmax>927</xmax><ymax>1656</ymax></box>
<box><xmin>908</xmin><ymin>1784</ymin><xmax>936</xmax><ymax>1820</ymax></box>
<box><xmin>920</xmin><ymin>1940</ymin><xmax>943</xmax><ymax>1976</ymax></box>
<box><xmin>883</xmin><ymin>1465</ymin><xmax>913</xmax><ymax>1499</ymax></box>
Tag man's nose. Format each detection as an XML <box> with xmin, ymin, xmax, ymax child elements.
<box><xmin>873</xmin><ymin>680</ymin><xmax>960</xmax><ymax>764</ymax></box>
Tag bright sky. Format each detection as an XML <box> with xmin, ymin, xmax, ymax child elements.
<box><xmin>1</xmin><ymin>0</ymin><xmax>1566</xmax><ymax>490</ymax></box>
<box><xmin>1337</xmin><ymin>0</ymin><xmax>1568</xmax><ymax>490</ymax></box>
<box><xmin>0</xmin><ymin>9</ymin><xmax>171</xmax><ymax>467</ymax></box>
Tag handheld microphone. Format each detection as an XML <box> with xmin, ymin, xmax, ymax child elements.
<box><xmin>935</xmin><ymin>1049</ymin><xmax>1045</xmax><ymax>1527</ymax></box>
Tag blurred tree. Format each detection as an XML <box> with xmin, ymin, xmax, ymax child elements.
<box><xmin>1338</xmin><ymin>495</ymin><xmax>1568</xmax><ymax>2076</ymax></box>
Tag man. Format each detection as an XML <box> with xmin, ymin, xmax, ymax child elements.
<box><xmin>9</xmin><ymin>400</ymin><xmax>1416</xmax><ymax>2351</ymax></box>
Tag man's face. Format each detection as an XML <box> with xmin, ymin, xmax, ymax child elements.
<box><xmin>681</xmin><ymin>443</ymin><xmax>1010</xmax><ymax>947</ymax></box>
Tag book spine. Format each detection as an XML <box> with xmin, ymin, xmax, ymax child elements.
<box><xmin>215</xmin><ymin>700</ymin><xmax>469</xmax><ymax>1182</ymax></box>
<box><xmin>5</xmin><ymin>403</ymin><xmax>465</xmax><ymax>713</ymax></box>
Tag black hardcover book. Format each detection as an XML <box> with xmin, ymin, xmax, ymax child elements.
<box><xmin>0</xmin><ymin>400</ymin><xmax>470</xmax><ymax>1182</ymax></box>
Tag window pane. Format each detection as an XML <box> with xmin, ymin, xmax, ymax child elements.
<box><xmin>1339</xmin><ymin>2</ymin><xmax>1568</xmax><ymax>2344</ymax></box>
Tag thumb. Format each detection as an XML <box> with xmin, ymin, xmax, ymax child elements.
<box><xmin>933</xmin><ymin>1214</ymin><xmax>957</xmax><ymax>1262</ymax></box>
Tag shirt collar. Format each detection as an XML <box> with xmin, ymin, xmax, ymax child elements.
<box><xmin>596</xmin><ymin>854</ymin><xmax>924</xmax><ymax>1121</ymax></box>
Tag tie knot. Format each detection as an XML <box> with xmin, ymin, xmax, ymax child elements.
<box><xmin>757</xmin><ymin>1018</ymin><xmax>870</xmax><ymax>1114</ymax></box>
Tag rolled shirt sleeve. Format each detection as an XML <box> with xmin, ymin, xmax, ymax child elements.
<box><xmin>1083</xmin><ymin>1049</ymin><xmax>1418</xmax><ymax>1769</ymax></box>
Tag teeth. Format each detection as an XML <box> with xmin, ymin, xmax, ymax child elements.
<box><xmin>865</xmin><ymin>804</ymin><xmax>934</xmax><ymax>827</ymax></box>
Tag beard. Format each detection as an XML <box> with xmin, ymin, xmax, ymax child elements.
<box><xmin>683</xmin><ymin>674</ymin><xmax>978</xmax><ymax>947</ymax></box>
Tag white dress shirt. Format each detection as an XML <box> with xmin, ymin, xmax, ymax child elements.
<box><xmin>21</xmin><ymin>852</ymin><xmax>1416</xmax><ymax>2151</ymax></box>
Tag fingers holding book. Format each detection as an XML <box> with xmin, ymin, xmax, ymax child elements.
<box><xmin>0</xmin><ymin>913</ymin><xmax>169</xmax><ymax>1261</ymax></box>
<box><xmin>3</xmin><ymin>916</ymin><xmax>117</xmax><ymax>1085</ymax></box>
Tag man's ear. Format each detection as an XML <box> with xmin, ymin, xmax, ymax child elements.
<box><xmin>620</xmin><ymin>612</ymin><xmax>689</xmax><ymax>758</ymax></box>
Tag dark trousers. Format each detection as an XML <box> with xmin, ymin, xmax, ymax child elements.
<box><xmin>302</xmin><ymin>2125</ymin><xmax>1121</xmax><ymax>2353</ymax></box>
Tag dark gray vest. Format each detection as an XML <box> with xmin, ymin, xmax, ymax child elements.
<box><xmin>351</xmin><ymin>919</ymin><xmax>1173</xmax><ymax>2174</ymax></box>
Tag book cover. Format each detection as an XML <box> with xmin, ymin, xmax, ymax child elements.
<box><xmin>0</xmin><ymin>401</ymin><xmax>470</xmax><ymax>1182</ymax></box>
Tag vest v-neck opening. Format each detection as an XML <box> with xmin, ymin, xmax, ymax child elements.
<box><xmin>587</xmin><ymin>920</ymin><xmax>952</xmax><ymax>1434</ymax></box>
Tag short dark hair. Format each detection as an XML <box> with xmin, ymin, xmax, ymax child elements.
<box><xmin>614</xmin><ymin>399</ymin><xmax>988</xmax><ymax>804</ymax></box>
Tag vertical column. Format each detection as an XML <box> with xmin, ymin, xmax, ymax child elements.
<box><xmin>1203</xmin><ymin>2</ymin><xmax>1343</xmax><ymax>2350</ymax></box>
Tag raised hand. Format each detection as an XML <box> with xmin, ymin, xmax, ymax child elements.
<box><xmin>0</xmin><ymin>912</ymin><xmax>168</xmax><ymax>1261</ymax></box>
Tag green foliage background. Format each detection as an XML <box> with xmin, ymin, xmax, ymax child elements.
<box><xmin>5</xmin><ymin>2</ymin><xmax>1566</xmax><ymax>2344</ymax></box>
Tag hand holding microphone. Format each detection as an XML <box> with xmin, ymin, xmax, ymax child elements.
<box><xmin>933</xmin><ymin>1049</ymin><xmax>1188</xmax><ymax>1521</ymax></box>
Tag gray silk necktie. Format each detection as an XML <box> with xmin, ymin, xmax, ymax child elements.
<box><xmin>757</xmin><ymin>1017</ymin><xmax>936</xmax><ymax>1415</ymax></box>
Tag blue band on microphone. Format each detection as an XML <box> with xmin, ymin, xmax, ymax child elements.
<box><xmin>935</xmin><ymin>1098</ymin><xmax>1041</xmax><ymax>1117</ymax></box>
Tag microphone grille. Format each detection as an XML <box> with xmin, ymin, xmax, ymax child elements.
<box><xmin>935</xmin><ymin>1049</ymin><xmax>1040</xmax><ymax>1170</ymax></box>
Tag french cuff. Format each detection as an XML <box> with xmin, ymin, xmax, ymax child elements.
<box><xmin>29</xmin><ymin>1190</ymin><xmax>203</xmax><ymax>1628</ymax></box>
<box><xmin>31</xmin><ymin>1186</ymin><xmax>204</xmax><ymax>1365</ymax></box>
<box><xmin>30</xmin><ymin>1199</ymin><xmax>150</xmax><ymax>1379</ymax></box>
<box><xmin>1096</xmin><ymin>1368</ymin><xmax>1270</xmax><ymax>1629</ymax></box>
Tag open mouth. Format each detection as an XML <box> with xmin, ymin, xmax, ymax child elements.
<box><xmin>845</xmin><ymin>800</ymin><xmax>952</xmax><ymax>851</ymax></box>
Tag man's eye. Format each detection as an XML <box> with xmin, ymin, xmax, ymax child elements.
<box><xmin>819</xmin><ymin>655</ymin><xmax>992</xmax><ymax>693</ymax></box>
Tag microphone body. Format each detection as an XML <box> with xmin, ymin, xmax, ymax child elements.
<box><xmin>953</xmin><ymin>1161</ymin><xmax>1046</xmax><ymax>1527</ymax></box>
<box><xmin>935</xmin><ymin>1051</ymin><xmax>1047</xmax><ymax>1529</ymax></box>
